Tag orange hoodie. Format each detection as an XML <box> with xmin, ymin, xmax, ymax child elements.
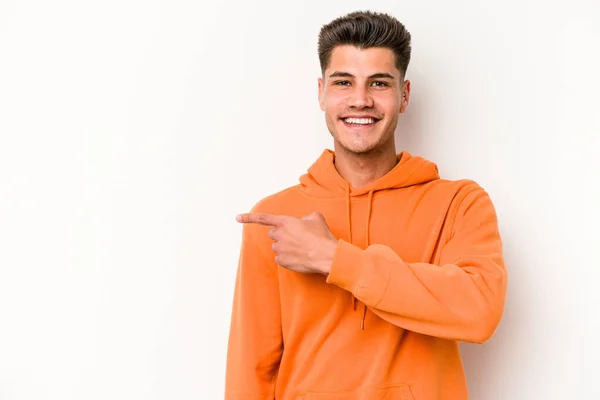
<box><xmin>226</xmin><ymin>149</ymin><xmax>507</xmax><ymax>400</ymax></box>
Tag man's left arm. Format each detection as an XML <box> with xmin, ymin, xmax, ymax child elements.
<box><xmin>326</xmin><ymin>187</ymin><xmax>507</xmax><ymax>343</ymax></box>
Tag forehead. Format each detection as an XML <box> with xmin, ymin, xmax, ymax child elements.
<box><xmin>326</xmin><ymin>45</ymin><xmax>399</xmax><ymax>76</ymax></box>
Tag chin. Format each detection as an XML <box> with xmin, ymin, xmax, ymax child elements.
<box><xmin>336</xmin><ymin>138</ymin><xmax>380</xmax><ymax>155</ymax></box>
<box><xmin>334</xmin><ymin>130</ymin><xmax>394</xmax><ymax>155</ymax></box>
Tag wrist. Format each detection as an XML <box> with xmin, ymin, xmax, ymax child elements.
<box><xmin>314</xmin><ymin>238</ymin><xmax>338</xmax><ymax>275</ymax></box>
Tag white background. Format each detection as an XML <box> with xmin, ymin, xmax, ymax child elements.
<box><xmin>1</xmin><ymin>0</ymin><xmax>599</xmax><ymax>399</ymax></box>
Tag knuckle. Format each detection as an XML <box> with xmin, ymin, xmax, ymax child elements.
<box><xmin>276</xmin><ymin>253</ymin><xmax>289</xmax><ymax>265</ymax></box>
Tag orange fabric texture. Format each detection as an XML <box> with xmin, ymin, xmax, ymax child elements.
<box><xmin>226</xmin><ymin>150</ymin><xmax>507</xmax><ymax>399</ymax></box>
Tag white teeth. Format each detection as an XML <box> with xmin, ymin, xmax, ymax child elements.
<box><xmin>344</xmin><ymin>117</ymin><xmax>375</xmax><ymax>125</ymax></box>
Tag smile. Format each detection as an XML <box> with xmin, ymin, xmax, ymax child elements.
<box><xmin>342</xmin><ymin>117</ymin><xmax>379</xmax><ymax>127</ymax></box>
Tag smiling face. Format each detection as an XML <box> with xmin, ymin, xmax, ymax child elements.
<box><xmin>318</xmin><ymin>45</ymin><xmax>410</xmax><ymax>156</ymax></box>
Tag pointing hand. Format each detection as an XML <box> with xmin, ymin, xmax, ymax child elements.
<box><xmin>236</xmin><ymin>212</ymin><xmax>338</xmax><ymax>275</ymax></box>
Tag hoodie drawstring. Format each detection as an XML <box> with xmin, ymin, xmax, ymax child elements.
<box><xmin>346</xmin><ymin>182</ymin><xmax>374</xmax><ymax>330</ymax></box>
<box><xmin>361</xmin><ymin>189</ymin><xmax>373</xmax><ymax>330</ymax></box>
<box><xmin>346</xmin><ymin>183</ymin><xmax>357</xmax><ymax>311</ymax></box>
<box><xmin>365</xmin><ymin>190</ymin><xmax>373</xmax><ymax>246</ymax></box>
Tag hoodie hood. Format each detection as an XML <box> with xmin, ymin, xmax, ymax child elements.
<box><xmin>298</xmin><ymin>149</ymin><xmax>440</xmax><ymax>329</ymax></box>
<box><xmin>299</xmin><ymin>149</ymin><xmax>440</xmax><ymax>198</ymax></box>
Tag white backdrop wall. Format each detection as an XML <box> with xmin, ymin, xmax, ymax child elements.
<box><xmin>1</xmin><ymin>0</ymin><xmax>599</xmax><ymax>399</ymax></box>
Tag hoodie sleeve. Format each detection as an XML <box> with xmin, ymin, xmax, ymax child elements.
<box><xmin>225</xmin><ymin>222</ymin><xmax>283</xmax><ymax>399</ymax></box>
<box><xmin>325</xmin><ymin>186</ymin><xmax>507</xmax><ymax>344</ymax></box>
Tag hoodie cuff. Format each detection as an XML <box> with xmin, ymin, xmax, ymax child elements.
<box><xmin>326</xmin><ymin>239</ymin><xmax>365</xmax><ymax>294</ymax></box>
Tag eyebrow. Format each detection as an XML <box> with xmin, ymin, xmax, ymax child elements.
<box><xmin>328</xmin><ymin>71</ymin><xmax>396</xmax><ymax>80</ymax></box>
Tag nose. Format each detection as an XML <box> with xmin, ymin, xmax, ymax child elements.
<box><xmin>347</xmin><ymin>85</ymin><xmax>373</xmax><ymax>109</ymax></box>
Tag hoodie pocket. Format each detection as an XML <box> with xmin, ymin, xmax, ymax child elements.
<box><xmin>296</xmin><ymin>383</ymin><xmax>415</xmax><ymax>400</ymax></box>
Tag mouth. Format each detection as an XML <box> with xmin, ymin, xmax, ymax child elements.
<box><xmin>340</xmin><ymin>116</ymin><xmax>381</xmax><ymax>128</ymax></box>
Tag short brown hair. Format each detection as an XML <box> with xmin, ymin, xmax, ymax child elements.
<box><xmin>318</xmin><ymin>11</ymin><xmax>412</xmax><ymax>76</ymax></box>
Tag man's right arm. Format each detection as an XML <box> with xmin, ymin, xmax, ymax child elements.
<box><xmin>225</xmin><ymin>222</ymin><xmax>283</xmax><ymax>400</ymax></box>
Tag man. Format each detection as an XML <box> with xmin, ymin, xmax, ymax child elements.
<box><xmin>225</xmin><ymin>10</ymin><xmax>507</xmax><ymax>400</ymax></box>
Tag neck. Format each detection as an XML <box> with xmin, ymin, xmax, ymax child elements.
<box><xmin>333</xmin><ymin>143</ymin><xmax>399</xmax><ymax>189</ymax></box>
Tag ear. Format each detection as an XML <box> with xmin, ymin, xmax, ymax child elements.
<box><xmin>399</xmin><ymin>79</ymin><xmax>411</xmax><ymax>113</ymax></box>
<box><xmin>318</xmin><ymin>77</ymin><xmax>325</xmax><ymax>111</ymax></box>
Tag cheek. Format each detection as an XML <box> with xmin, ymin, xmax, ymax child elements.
<box><xmin>376</xmin><ymin>96</ymin><xmax>401</xmax><ymax>115</ymax></box>
<box><xmin>323</xmin><ymin>91</ymin><xmax>346</xmax><ymax>110</ymax></box>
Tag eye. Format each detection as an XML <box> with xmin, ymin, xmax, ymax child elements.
<box><xmin>371</xmin><ymin>81</ymin><xmax>388</xmax><ymax>87</ymax></box>
<box><xmin>334</xmin><ymin>80</ymin><xmax>351</xmax><ymax>86</ymax></box>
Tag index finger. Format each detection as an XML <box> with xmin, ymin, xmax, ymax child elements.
<box><xmin>236</xmin><ymin>213</ymin><xmax>286</xmax><ymax>226</ymax></box>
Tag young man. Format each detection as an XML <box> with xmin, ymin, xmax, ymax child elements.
<box><xmin>225</xmin><ymin>11</ymin><xmax>507</xmax><ymax>400</ymax></box>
